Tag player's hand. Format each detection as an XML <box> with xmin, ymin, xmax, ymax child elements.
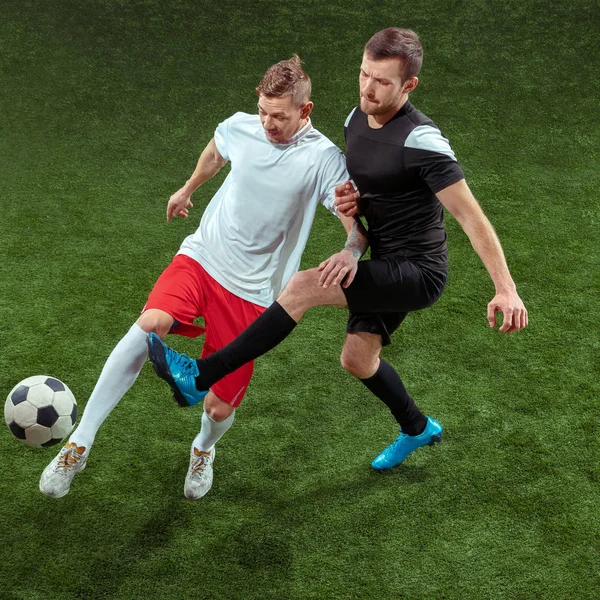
<box><xmin>318</xmin><ymin>249</ymin><xmax>358</xmax><ymax>289</ymax></box>
<box><xmin>335</xmin><ymin>181</ymin><xmax>360</xmax><ymax>217</ymax></box>
<box><xmin>167</xmin><ymin>188</ymin><xmax>194</xmax><ymax>222</ymax></box>
<box><xmin>487</xmin><ymin>290</ymin><xmax>528</xmax><ymax>333</ymax></box>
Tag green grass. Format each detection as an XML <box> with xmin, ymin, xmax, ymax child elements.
<box><xmin>1</xmin><ymin>1</ymin><xmax>599</xmax><ymax>598</ymax></box>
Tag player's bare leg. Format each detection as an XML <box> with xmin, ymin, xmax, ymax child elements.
<box><xmin>276</xmin><ymin>267</ymin><xmax>349</xmax><ymax>320</ymax></box>
<box><xmin>40</xmin><ymin>309</ymin><xmax>174</xmax><ymax>498</ymax></box>
<box><xmin>184</xmin><ymin>392</ymin><xmax>234</xmax><ymax>500</ymax></box>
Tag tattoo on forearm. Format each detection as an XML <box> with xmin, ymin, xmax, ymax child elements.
<box><xmin>344</xmin><ymin>219</ymin><xmax>369</xmax><ymax>259</ymax></box>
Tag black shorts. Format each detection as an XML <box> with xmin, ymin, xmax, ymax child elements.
<box><xmin>343</xmin><ymin>256</ymin><xmax>447</xmax><ymax>346</ymax></box>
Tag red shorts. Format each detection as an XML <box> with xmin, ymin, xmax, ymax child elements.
<box><xmin>143</xmin><ymin>254</ymin><xmax>266</xmax><ymax>407</ymax></box>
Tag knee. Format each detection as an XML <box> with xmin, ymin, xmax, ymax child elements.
<box><xmin>281</xmin><ymin>271</ymin><xmax>313</xmax><ymax>304</ymax></box>
<box><xmin>205</xmin><ymin>394</ymin><xmax>235</xmax><ymax>422</ymax></box>
<box><xmin>136</xmin><ymin>309</ymin><xmax>173</xmax><ymax>338</ymax></box>
<box><xmin>340</xmin><ymin>348</ymin><xmax>378</xmax><ymax>380</ymax></box>
<box><xmin>340</xmin><ymin>351</ymin><xmax>365</xmax><ymax>379</ymax></box>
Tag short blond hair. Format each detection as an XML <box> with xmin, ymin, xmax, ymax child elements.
<box><xmin>256</xmin><ymin>54</ymin><xmax>311</xmax><ymax>105</ymax></box>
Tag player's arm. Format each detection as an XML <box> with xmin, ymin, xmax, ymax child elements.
<box><xmin>167</xmin><ymin>137</ymin><xmax>228</xmax><ymax>222</ymax></box>
<box><xmin>436</xmin><ymin>178</ymin><xmax>528</xmax><ymax>333</ymax></box>
<box><xmin>318</xmin><ymin>214</ymin><xmax>369</xmax><ymax>288</ymax></box>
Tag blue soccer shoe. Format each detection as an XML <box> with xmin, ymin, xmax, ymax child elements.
<box><xmin>147</xmin><ymin>333</ymin><xmax>207</xmax><ymax>407</ymax></box>
<box><xmin>371</xmin><ymin>416</ymin><xmax>443</xmax><ymax>470</ymax></box>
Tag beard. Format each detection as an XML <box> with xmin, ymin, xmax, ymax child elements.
<box><xmin>360</xmin><ymin>97</ymin><xmax>389</xmax><ymax>116</ymax></box>
<box><xmin>360</xmin><ymin>91</ymin><xmax>404</xmax><ymax>116</ymax></box>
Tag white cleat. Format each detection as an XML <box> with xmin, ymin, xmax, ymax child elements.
<box><xmin>184</xmin><ymin>447</ymin><xmax>215</xmax><ymax>500</ymax></box>
<box><xmin>39</xmin><ymin>442</ymin><xmax>87</xmax><ymax>498</ymax></box>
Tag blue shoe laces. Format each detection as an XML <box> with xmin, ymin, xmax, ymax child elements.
<box><xmin>389</xmin><ymin>432</ymin><xmax>407</xmax><ymax>449</ymax></box>
<box><xmin>166</xmin><ymin>349</ymin><xmax>197</xmax><ymax>377</ymax></box>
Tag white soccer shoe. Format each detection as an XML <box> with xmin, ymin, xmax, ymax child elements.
<box><xmin>184</xmin><ymin>447</ymin><xmax>215</xmax><ymax>500</ymax></box>
<box><xmin>39</xmin><ymin>442</ymin><xmax>87</xmax><ymax>498</ymax></box>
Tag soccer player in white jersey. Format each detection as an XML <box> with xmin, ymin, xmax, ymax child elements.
<box><xmin>39</xmin><ymin>55</ymin><xmax>354</xmax><ymax>499</ymax></box>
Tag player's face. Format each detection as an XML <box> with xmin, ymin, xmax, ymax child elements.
<box><xmin>359</xmin><ymin>53</ymin><xmax>417</xmax><ymax>117</ymax></box>
<box><xmin>258</xmin><ymin>95</ymin><xmax>312</xmax><ymax>144</ymax></box>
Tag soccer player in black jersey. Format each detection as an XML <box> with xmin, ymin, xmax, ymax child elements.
<box><xmin>148</xmin><ymin>28</ymin><xmax>528</xmax><ymax>471</ymax></box>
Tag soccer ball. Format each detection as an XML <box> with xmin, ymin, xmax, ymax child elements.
<box><xmin>4</xmin><ymin>376</ymin><xmax>77</xmax><ymax>448</ymax></box>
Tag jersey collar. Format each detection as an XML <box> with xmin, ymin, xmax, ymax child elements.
<box><xmin>274</xmin><ymin>118</ymin><xmax>313</xmax><ymax>146</ymax></box>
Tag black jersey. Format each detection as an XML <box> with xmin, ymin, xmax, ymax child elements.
<box><xmin>344</xmin><ymin>102</ymin><xmax>464</xmax><ymax>270</ymax></box>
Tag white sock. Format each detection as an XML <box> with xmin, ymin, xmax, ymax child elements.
<box><xmin>192</xmin><ymin>408</ymin><xmax>235</xmax><ymax>452</ymax></box>
<box><xmin>69</xmin><ymin>323</ymin><xmax>148</xmax><ymax>452</ymax></box>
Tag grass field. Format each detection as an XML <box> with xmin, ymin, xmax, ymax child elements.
<box><xmin>1</xmin><ymin>1</ymin><xmax>599</xmax><ymax>598</ymax></box>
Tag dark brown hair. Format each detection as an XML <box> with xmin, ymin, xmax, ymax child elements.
<box><xmin>256</xmin><ymin>54</ymin><xmax>311</xmax><ymax>105</ymax></box>
<box><xmin>364</xmin><ymin>28</ymin><xmax>423</xmax><ymax>80</ymax></box>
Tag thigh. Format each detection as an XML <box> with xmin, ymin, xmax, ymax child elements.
<box><xmin>278</xmin><ymin>267</ymin><xmax>348</xmax><ymax>321</ymax></box>
<box><xmin>143</xmin><ymin>254</ymin><xmax>207</xmax><ymax>338</ymax></box>
<box><xmin>202</xmin><ymin>280</ymin><xmax>266</xmax><ymax>407</ymax></box>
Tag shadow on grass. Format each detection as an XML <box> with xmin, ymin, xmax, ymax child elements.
<box><xmin>12</xmin><ymin>447</ymin><xmax>435</xmax><ymax>598</ymax></box>
<box><xmin>17</xmin><ymin>455</ymin><xmax>190</xmax><ymax>598</ymax></box>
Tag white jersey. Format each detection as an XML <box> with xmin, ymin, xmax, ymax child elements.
<box><xmin>178</xmin><ymin>112</ymin><xmax>349</xmax><ymax>307</ymax></box>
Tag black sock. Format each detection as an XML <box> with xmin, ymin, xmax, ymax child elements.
<box><xmin>360</xmin><ymin>359</ymin><xmax>427</xmax><ymax>436</ymax></box>
<box><xmin>195</xmin><ymin>301</ymin><xmax>298</xmax><ymax>390</ymax></box>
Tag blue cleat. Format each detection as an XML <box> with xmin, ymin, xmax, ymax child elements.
<box><xmin>371</xmin><ymin>416</ymin><xmax>443</xmax><ymax>470</ymax></box>
<box><xmin>147</xmin><ymin>333</ymin><xmax>207</xmax><ymax>407</ymax></box>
